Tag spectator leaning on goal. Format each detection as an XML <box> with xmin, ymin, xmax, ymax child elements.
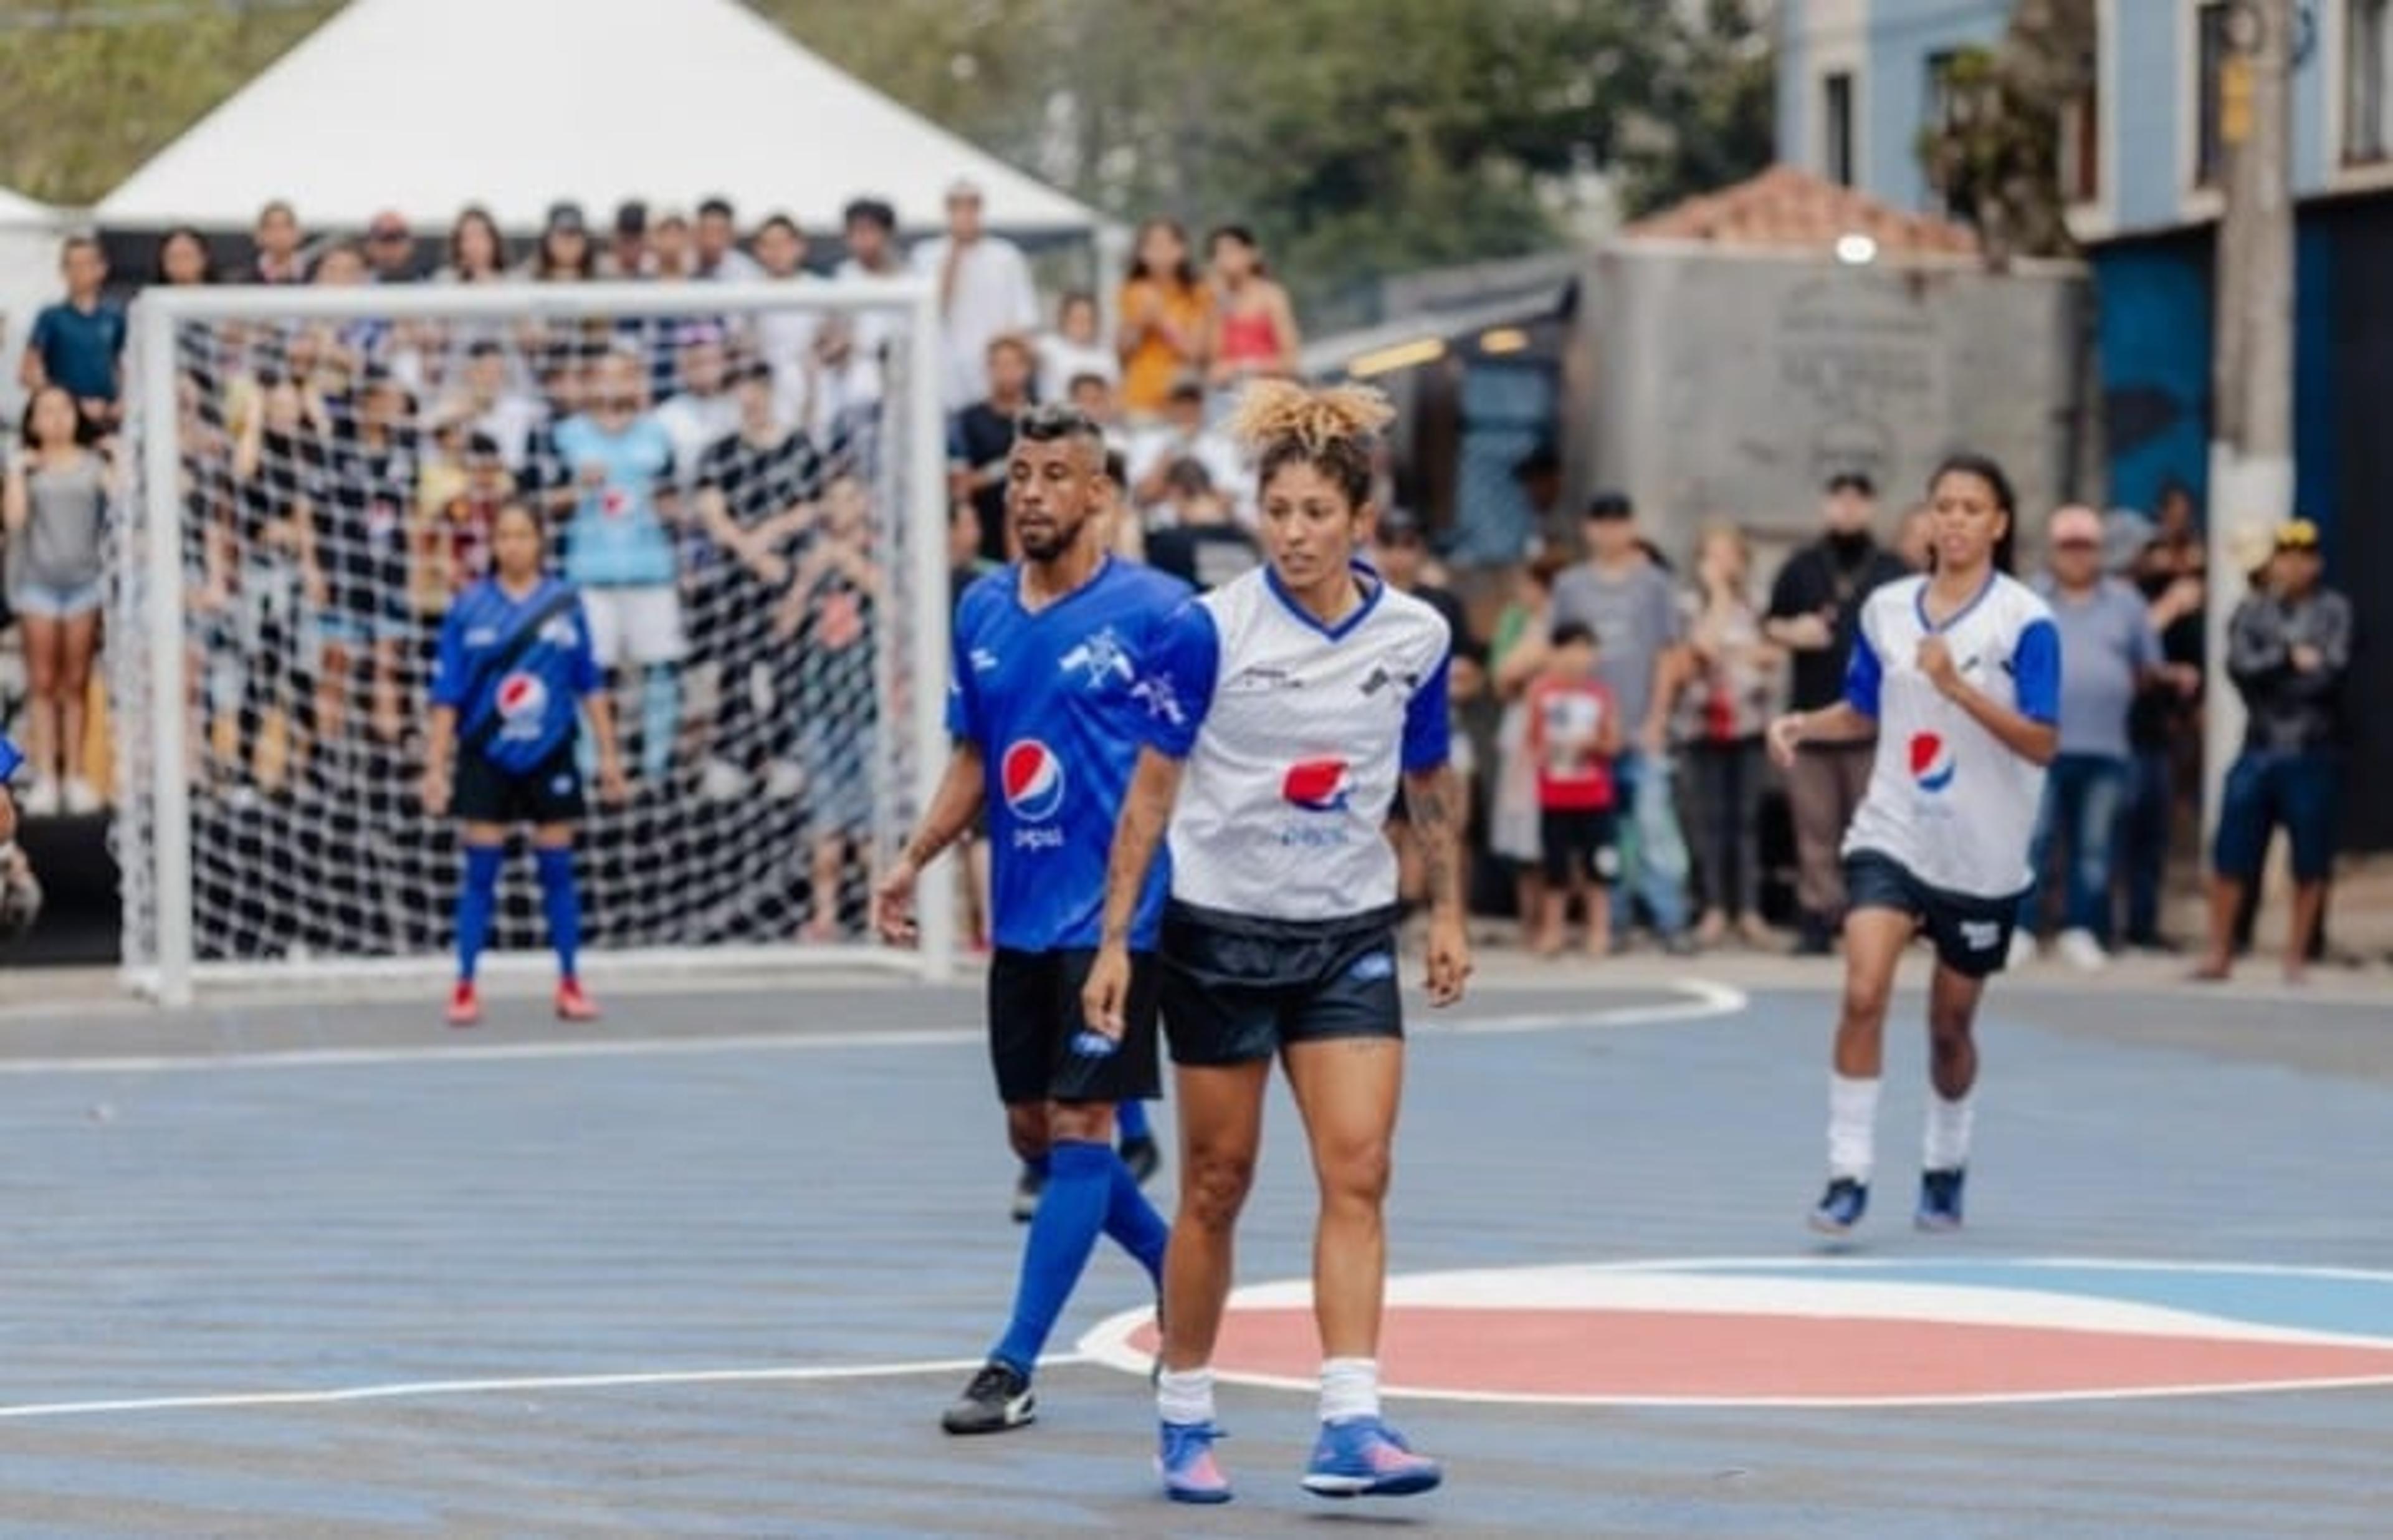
<box><xmin>2194</xmin><ymin>519</ymin><xmax>2351</xmax><ymax>985</ymax></box>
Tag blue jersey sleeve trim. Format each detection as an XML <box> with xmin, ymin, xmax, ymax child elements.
<box><xmin>1842</xmin><ymin>623</ymin><xmax>1883</xmax><ymax>719</ymax></box>
<box><xmin>2011</xmin><ymin>616</ymin><xmax>2061</xmax><ymax>724</ymax></box>
<box><xmin>1137</xmin><ymin>600</ymin><xmax>1220</xmax><ymax>758</ymax></box>
<box><xmin>1402</xmin><ymin>646</ymin><xmax>1454</xmax><ymax>773</ymax></box>
<box><xmin>429</xmin><ymin>601</ymin><xmax>470</xmax><ymax>709</ymax></box>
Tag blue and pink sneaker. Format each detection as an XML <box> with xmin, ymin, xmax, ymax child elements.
<box><xmin>1301</xmin><ymin>1415</ymin><xmax>1443</xmax><ymax>1498</ymax></box>
<box><xmin>1158</xmin><ymin>1420</ymin><xmax>1233</xmax><ymax>1504</ymax></box>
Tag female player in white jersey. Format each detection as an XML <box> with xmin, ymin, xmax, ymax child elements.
<box><xmin>1767</xmin><ymin>453</ymin><xmax>2059</xmax><ymax>1235</ymax></box>
<box><xmin>1086</xmin><ymin>381</ymin><xmax>1468</xmax><ymax>1506</ymax></box>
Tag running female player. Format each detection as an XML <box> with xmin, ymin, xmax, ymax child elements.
<box><xmin>1766</xmin><ymin>453</ymin><xmax>2058</xmax><ymax>1235</ymax></box>
<box><xmin>422</xmin><ymin>500</ymin><xmax>628</xmax><ymax>1026</ymax></box>
<box><xmin>1086</xmin><ymin>380</ymin><xmax>1468</xmax><ymax>1505</ymax></box>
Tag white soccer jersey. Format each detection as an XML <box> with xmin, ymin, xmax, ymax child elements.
<box><xmin>1137</xmin><ymin>565</ymin><xmax>1454</xmax><ymax>922</ymax></box>
<box><xmin>1841</xmin><ymin>572</ymin><xmax>2061</xmax><ymax>899</ymax></box>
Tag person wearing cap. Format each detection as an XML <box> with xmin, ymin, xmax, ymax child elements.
<box><xmin>603</xmin><ymin>200</ymin><xmax>649</xmax><ymax>279</ymax></box>
<box><xmin>365</xmin><ymin>211</ymin><xmax>418</xmax><ymax>284</ymax></box>
<box><xmin>913</xmin><ymin>179</ymin><xmax>1039</xmax><ymax>411</ymax></box>
<box><xmin>2011</xmin><ymin>505</ymin><xmax>2163</xmax><ymax>970</ymax></box>
<box><xmin>2194</xmin><ymin>519</ymin><xmax>2351</xmax><ymax>985</ymax></box>
<box><xmin>1551</xmin><ymin>491</ymin><xmax>1694</xmax><ymax>952</ymax></box>
<box><xmin>1511</xmin><ymin>441</ymin><xmax>1569</xmax><ymax>560</ymax></box>
<box><xmin>1766</xmin><ymin>471</ymin><xmax>1911</xmax><ymax>954</ymax></box>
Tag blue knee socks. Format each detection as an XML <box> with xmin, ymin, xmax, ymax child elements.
<box><xmin>992</xmin><ymin>1140</ymin><xmax>1115</xmax><ymax>1375</ymax></box>
<box><xmin>536</xmin><ymin>846</ymin><xmax>581</xmax><ymax>982</ymax></box>
<box><xmin>1102</xmin><ymin>1150</ymin><xmax>1170</xmax><ymax>1284</ymax></box>
<box><xmin>456</xmin><ymin>844</ymin><xmax>504</xmax><ymax>983</ymax></box>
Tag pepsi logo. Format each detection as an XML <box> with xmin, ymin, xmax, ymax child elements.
<box><xmin>1001</xmin><ymin>740</ymin><xmax>1067</xmax><ymax>822</ymax></box>
<box><xmin>496</xmin><ymin>672</ymin><xmax>548</xmax><ymax>721</ymax></box>
<box><xmin>1909</xmin><ymin>732</ymin><xmax>1956</xmax><ymax>792</ymax></box>
<box><xmin>1283</xmin><ymin>757</ymin><xmax>1355</xmax><ymax>813</ymax></box>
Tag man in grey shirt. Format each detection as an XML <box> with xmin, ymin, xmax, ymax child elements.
<box><xmin>2017</xmin><ymin>505</ymin><xmax>2160</xmax><ymax>969</ymax></box>
<box><xmin>1551</xmin><ymin>492</ymin><xmax>1692</xmax><ymax>950</ymax></box>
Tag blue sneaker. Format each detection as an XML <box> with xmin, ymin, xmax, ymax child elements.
<box><xmin>1301</xmin><ymin>1415</ymin><xmax>1443</xmax><ymax>1498</ymax></box>
<box><xmin>1158</xmin><ymin>1420</ymin><xmax>1233</xmax><ymax>1504</ymax></box>
<box><xmin>1809</xmin><ymin>1176</ymin><xmax>1869</xmax><ymax>1235</ymax></box>
<box><xmin>1916</xmin><ymin>1167</ymin><xmax>1966</xmax><ymax>1230</ymax></box>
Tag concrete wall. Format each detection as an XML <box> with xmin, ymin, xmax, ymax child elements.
<box><xmin>1573</xmin><ymin>242</ymin><xmax>2090</xmax><ymax>556</ymax></box>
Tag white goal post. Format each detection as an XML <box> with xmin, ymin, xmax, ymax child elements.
<box><xmin>116</xmin><ymin>277</ymin><xmax>956</xmax><ymax>1005</ymax></box>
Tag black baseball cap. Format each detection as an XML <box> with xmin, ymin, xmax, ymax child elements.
<box><xmin>1583</xmin><ymin>490</ymin><xmax>1634</xmax><ymax>522</ymax></box>
<box><xmin>1378</xmin><ymin>507</ymin><xmax>1426</xmax><ymax>542</ymax></box>
<box><xmin>613</xmin><ymin>199</ymin><xmax>648</xmax><ymax>237</ymax></box>
<box><xmin>1825</xmin><ymin>469</ymin><xmax>1876</xmax><ymax>496</ymax></box>
<box><xmin>545</xmin><ymin>201</ymin><xmax>588</xmax><ymax>235</ymax></box>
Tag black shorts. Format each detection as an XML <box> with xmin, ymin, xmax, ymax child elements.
<box><xmin>1844</xmin><ymin>848</ymin><xmax>2019</xmax><ymax>979</ymax></box>
<box><xmin>1158</xmin><ymin>901</ymin><xmax>1403</xmax><ymax>1067</ymax></box>
<box><xmin>1539</xmin><ymin>806</ymin><xmax>1620</xmax><ymax>887</ymax></box>
<box><xmin>453</xmin><ymin>742</ymin><xmax>585</xmax><ymax>826</ymax></box>
<box><xmin>988</xmin><ymin>949</ymin><xmax>1162</xmax><ymax>1106</ymax></box>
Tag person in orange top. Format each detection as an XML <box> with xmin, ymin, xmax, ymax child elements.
<box><xmin>1116</xmin><ymin>219</ymin><xmax>1211</xmax><ymax>420</ymax></box>
<box><xmin>1526</xmin><ymin>622</ymin><xmax>1624</xmax><ymax>957</ymax></box>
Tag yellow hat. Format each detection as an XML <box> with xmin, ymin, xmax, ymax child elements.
<box><xmin>2274</xmin><ymin>518</ymin><xmax>2321</xmax><ymax>551</ymax></box>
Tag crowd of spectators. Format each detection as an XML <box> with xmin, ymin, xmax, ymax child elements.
<box><xmin>1</xmin><ymin>184</ymin><xmax>2350</xmax><ymax>965</ymax></box>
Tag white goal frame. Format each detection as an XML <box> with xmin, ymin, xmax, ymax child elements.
<box><xmin>123</xmin><ymin>279</ymin><xmax>956</xmax><ymax>1005</ymax></box>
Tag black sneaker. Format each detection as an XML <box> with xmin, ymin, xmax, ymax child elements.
<box><xmin>940</xmin><ymin>1361</ymin><xmax>1035</xmax><ymax>1435</ymax></box>
<box><xmin>1010</xmin><ymin>1163</ymin><xmax>1044</xmax><ymax>1224</ymax></box>
<box><xmin>1809</xmin><ymin>1176</ymin><xmax>1869</xmax><ymax>1235</ymax></box>
<box><xmin>1120</xmin><ymin>1134</ymin><xmax>1162</xmax><ymax>1185</ymax></box>
<box><xmin>1916</xmin><ymin>1167</ymin><xmax>1967</xmax><ymax>1231</ymax></box>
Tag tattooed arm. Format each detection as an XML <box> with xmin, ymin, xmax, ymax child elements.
<box><xmin>1401</xmin><ymin>764</ymin><xmax>1473</xmax><ymax>1007</ymax></box>
<box><xmin>871</xmin><ymin>742</ymin><xmax>986</xmax><ymax>942</ymax></box>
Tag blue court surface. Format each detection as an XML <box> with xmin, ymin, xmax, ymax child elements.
<box><xmin>0</xmin><ymin>965</ymin><xmax>2387</xmax><ymax>1536</ymax></box>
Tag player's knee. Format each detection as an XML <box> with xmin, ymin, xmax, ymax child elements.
<box><xmin>1046</xmin><ymin>1099</ymin><xmax>1112</xmax><ymax>1145</ymax></box>
<box><xmin>1317</xmin><ymin>1137</ymin><xmax>1392</xmax><ymax>1210</ymax></box>
<box><xmin>1005</xmin><ymin>1106</ymin><xmax>1049</xmax><ymax>1163</ymax></box>
<box><xmin>1840</xmin><ymin>977</ymin><xmax>1893</xmax><ymax>1030</ymax></box>
<box><xmin>1182</xmin><ymin>1149</ymin><xmax>1256</xmax><ymax>1232</ymax></box>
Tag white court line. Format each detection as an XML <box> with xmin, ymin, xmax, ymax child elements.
<box><xmin>0</xmin><ymin>981</ymin><xmax>1750</xmax><ymax>1076</ymax></box>
<box><xmin>0</xmin><ymin>1354</ymin><xmax>1080</xmax><ymax>1422</ymax></box>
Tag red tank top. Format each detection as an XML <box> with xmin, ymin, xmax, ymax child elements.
<box><xmin>1218</xmin><ymin>307</ymin><xmax>1280</xmax><ymax>366</ymax></box>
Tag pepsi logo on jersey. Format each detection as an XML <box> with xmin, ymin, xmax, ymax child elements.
<box><xmin>1909</xmin><ymin>732</ymin><xmax>1956</xmax><ymax>793</ymax></box>
<box><xmin>1002</xmin><ymin>740</ymin><xmax>1068</xmax><ymax>848</ymax></box>
<box><xmin>1282</xmin><ymin>758</ymin><xmax>1355</xmax><ymax>813</ymax></box>
<box><xmin>497</xmin><ymin>672</ymin><xmax>548</xmax><ymax>724</ymax></box>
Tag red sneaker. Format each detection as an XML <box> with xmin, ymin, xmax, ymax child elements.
<box><xmin>446</xmin><ymin>980</ymin><xmax>481</xmax><ymax>1028</ymax></box>
<box><xmin>554</xmin><ymin>978</ymin><xmax>601</xmax><ymax>1022</ymax></box>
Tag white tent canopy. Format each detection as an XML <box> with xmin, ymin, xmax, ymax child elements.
<box><xmin>95</xmin><ymin>0</ymin><xmax>1101</xmax><ymax>239</ymax></box>
<box><xmin>0</xmin><ymin>184</ymin><xmax>67</xmax><ymax>423</ymax></box>
<box><xmin>0</xmin><ymin>184</ymin><xmax>60</xmax><ymax>230</ymax></box>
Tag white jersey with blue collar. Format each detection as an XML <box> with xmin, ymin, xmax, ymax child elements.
<box><xmin>1135</xmin><ymin>563</ymin><xmax>1454</xmax><ymax>922</ymax></box>
<box><xmin>1841</xmin><ymin>571</ymin><xmax>2061</xmax><ymax>899</ymax></box>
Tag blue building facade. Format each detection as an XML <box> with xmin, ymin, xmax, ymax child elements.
<box><xmin>1779</xmin><ymin>0</ymin><xmax>2393</xmax><ymax>849</ymax></box>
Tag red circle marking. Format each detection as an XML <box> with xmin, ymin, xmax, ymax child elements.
<box><xmin>1122</xmin><ymin>1308</ymin><xmax>2393</xmax><ymax>1400</ymax></box>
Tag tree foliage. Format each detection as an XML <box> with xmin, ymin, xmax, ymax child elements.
<box><xmin>1913</xmin><ymin>0</ymin><xmax>2098</xmax><ymax>267</ymax></box>
<box><xmin>0</xmin><ymin>0</ymin><xmax>1775</xmax><ymax>322</ymax></box>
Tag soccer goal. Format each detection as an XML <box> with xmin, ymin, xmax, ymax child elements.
<box><xmin>112</xmin><ymin>277</ymin><xmax>955</xmax><ymax>1005</ymax></box>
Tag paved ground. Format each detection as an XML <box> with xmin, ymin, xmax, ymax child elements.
<box><xmin>0</xmin><ymin>959</ymin><xmax>2386</xmax><ymax>1536</ymax></box>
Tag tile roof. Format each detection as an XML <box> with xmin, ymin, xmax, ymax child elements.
<box><xmin>1625</xmin><ymin>164</ymin><xmax>1980</xmax><ymax>257</ymax></box>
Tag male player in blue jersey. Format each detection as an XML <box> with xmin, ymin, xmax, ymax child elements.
<box><xmin>874</xmin><ymin>403</ymin><xmax>1186</xmax><ymax>1435</ymax></box>
<box><xmin>423</xmin><ymin>502</ymin><xmax>628</xmax><ymax>1026</ymax></box>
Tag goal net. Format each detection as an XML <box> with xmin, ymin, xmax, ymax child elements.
<box><xmin>112</xmin><ymin>278</ymin><xmax>953</xmax><ymax>1004</ymax></box>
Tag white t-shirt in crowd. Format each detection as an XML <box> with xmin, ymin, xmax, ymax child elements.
<box><xmin>911</xmin><ymin>234</ymin><xmax>1040</xmax><ymax>409</ymax></box>
<box><xmin>652</xmin><ymin>390</ymin><xmax>742</xmax><ymax>489</ymax></box>
<box><xmin>1039</xmin><ymin>333</ymin><xmax>1118</xmax><ymax>403</ymax></box>
<box><xmin>1127</xmin><ymin>423</ymin><xmax>1249</xmax><ymax>524</ymax></box>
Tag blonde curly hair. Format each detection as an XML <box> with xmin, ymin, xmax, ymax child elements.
<box><xmin>1223</xmin><ymin>378</ymin><xmax>1393</xmax><ymax>509</ymax></box>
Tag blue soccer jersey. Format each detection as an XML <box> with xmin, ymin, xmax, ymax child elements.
<box><xmin>432</xmin><ymin>578</ymin><xmax>603</xmax><ymax>773</ymax></box>
<box><xmin>947</xmin><ymin>558</ymin><xmax>1192</xmax><ymax>952</ymax></box>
